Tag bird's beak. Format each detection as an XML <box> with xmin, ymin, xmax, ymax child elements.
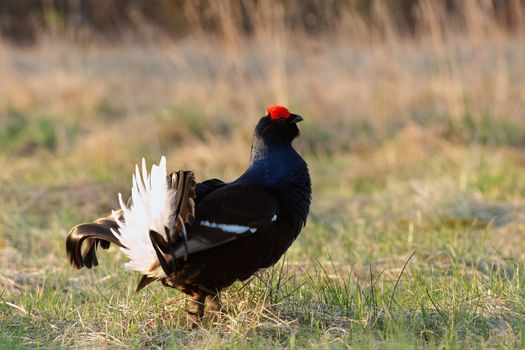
<box><xmin>289</xmin><ymin>114</ymin><xmax>304</xmax><ymax>123</ymax></box>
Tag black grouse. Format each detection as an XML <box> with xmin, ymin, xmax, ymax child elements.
<box><xmin>66</xmin><ymin>105</ymin><xmax>311</xmax><ymax>321</ymax></box>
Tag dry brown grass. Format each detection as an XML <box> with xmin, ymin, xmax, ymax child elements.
<box><xmin>2</xmin><ymin>1</ymin><xmax>525</xmax><ymax>348</ymax></box>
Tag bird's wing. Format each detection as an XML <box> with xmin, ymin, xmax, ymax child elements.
<box><xmin>169</xmin><ymin>183</ymin><xmax>280</xmax><ymax>258</ymax></box>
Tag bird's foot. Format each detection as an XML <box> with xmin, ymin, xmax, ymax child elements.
<box><xmin>206</xmin><ymin>294</ymin><xmax>224</xmax><ymax>322</ymax></box>
<box><xmin>185</xmin><ymin>311</ymin><xmax>202</xmax><ymax>329</ymax></box>
<box><xmin>186</xmin><ymin>291</ymin><xmax>206</xmax><ymax>328</ymax></box>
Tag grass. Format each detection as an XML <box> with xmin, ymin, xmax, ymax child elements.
<box><xmin>2</xmin><ymin>3</ymin><xmax>525</xmax><ymax>348</ymax></box>
<box><xmin>2</xmin><ymin>113</ymin><xmax>525</xmax><ymax>349</ymax></box>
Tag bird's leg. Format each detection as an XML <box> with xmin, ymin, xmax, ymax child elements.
<box><xmin>187</xmin><ymin>291</ymin><xmax>206</xmax><ymax>327</ymax></box>
<box><xmin>206</xmin><ymin>293</ymin><xmax>223</xmax><ymax>321</ymax></box>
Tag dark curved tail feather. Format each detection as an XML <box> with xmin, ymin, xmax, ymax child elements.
<box><xmin>169</xmin><ymin>171</ymin><xmax>196</xmax><ymax>230</ymax></box>
<box><xmin>66</xmin><ymin>211</ymin><xmax>125</xmax><ymax>269</ymax></box>
<box><xmin>168</xmin><ymin>170</ymin><xmax>196</xmax><ymax>250</ymax></box>
<box><xmin>136</xmin><ymin>275</ymin><xmax>157</xmax><ymax>292</ymax></box>
<box><xmin>66</xmin><ymin>169</ymin><xmax>197</xmax><ymax>293</ymax></box>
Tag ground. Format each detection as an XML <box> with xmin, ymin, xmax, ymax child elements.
<box><xmin>1</xmin><ymin>28</ymin><xmax>525</xmax><ymax>348</ymax></box>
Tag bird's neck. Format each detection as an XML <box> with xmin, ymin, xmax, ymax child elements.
<box><xmin>236</xmin><ymin>136</ymin><xmax>305</xmax><ymax>186</ymax></box>
<box><xmin>242</xmin><ymin>134</ymin><xmax>312</xmax><ymax>226</ymax></box>
<box><xmin>249</xmin><ymin>135</ymin><xmax>291</xmax><ymax>163</ymax></box>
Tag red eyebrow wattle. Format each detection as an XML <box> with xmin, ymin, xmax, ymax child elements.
<box><xmin>267</xmin><ymin>105</ymin><xmax>291</xmax><ymax>119</ymax></box>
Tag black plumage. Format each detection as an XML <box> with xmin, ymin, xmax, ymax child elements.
<box><xmin>66</xmin><ymin>106</ymin><xmax>311</xmax><ymax>321</ymax></box>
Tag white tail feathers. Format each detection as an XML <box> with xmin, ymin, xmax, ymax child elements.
<box><xmin>111</xmin><ymin>156</ymin><xmax>175</xmax><ymax>278</ymax></box>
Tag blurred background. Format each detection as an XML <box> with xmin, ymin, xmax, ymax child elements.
<box><xmin>1</xmin><ymin>0</ymin><xmax>525</xmax><ymax>347</ymax></box>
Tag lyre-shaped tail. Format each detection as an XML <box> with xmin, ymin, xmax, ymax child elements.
<box><xmin>66</xmin><ymin>156</ymin><xmax>196</xmax><ymax>292</ymax></box>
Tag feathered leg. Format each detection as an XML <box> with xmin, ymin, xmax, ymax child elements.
<box><xmin>187</xmin><ymin>291</ymin><xmax>206</xmax><ymax>327</ymax></box>
<box><xmin>206</xmin><ymin>293</ymin><xmax>222</xmax><ymax>321</ymax></box>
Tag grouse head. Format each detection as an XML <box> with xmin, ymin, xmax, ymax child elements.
<box><xmin>254</xmin><ymin>105</ymin><xmax>304</xmax><ymax>145</ymax></box>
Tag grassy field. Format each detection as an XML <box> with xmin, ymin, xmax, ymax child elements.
<box><xmin>2</xmin><ymin>4</ymin><xmax>525</xmax><ymax>348</ymax></box>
